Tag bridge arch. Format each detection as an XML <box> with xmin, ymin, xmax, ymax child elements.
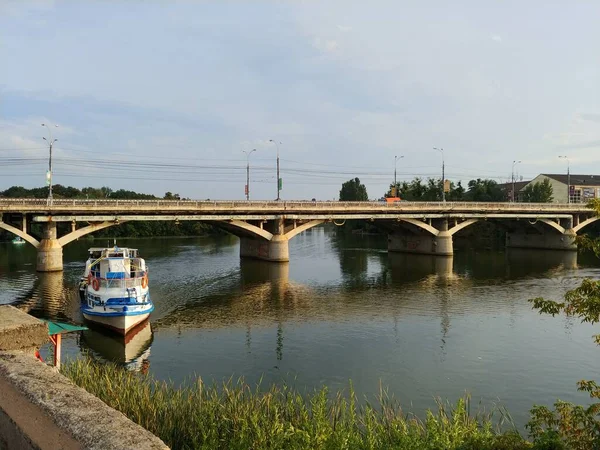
<box><xmin>398</xmin><ymin>218</ymin><xmax>439</xmax><ymax>236</ymax></box>
<box><xmin>536</xmin><ymin>219</ymin><xmax>566</xmax><ymax>234</ymax></box>
<box><xmin>573</xmin><ymin>216</ymin><xmax>599</xmax><ymax>234</ymax></box>
<box><xmin>217</xmin><ymin>220</ymin><xmax>274</xmax><ymax>241</ymax></box>
<box><xmin>285</xmin><ymin>220</ymin><xmax>325</xmax><ymax>240</ymax></box>
<box><xmin>0</xmin><ymin>222</ymin><xmax>39</xmax><ymax>247</ymax></box>
<box><xmin>58</xmin><ymin>221</ymin><xmax>130</xmax><ymax>247</ymax></box>
<box><xmin>448</xmin><ymin>219</ymin><xmax>479</xmax><ymax>236</ymax></box>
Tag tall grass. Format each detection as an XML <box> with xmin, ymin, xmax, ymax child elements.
<box><xmin>62</xmin><ymin>358</ymin><xmax>534</xmax><ymax>449</ymax></box>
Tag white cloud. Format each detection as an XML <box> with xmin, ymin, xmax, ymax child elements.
<box><xmin>491</xmin><ymin>35</ymin><xmax>502</xmax><ymax>43</ymax></box>
<box><xmin>312</xmin><ymin>37</ymin><xmax>339</xmax><ymax>53</ymax></box>
<box><xmin>337</xmin><ymin>25</ymin><xmax>352</xmax><ymax>32</ymax></box>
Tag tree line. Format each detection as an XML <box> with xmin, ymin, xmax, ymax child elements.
<box><xmin>339</xmin><ymin>177</ymin><xmax>554</xmax><ymax>202</ymax></box>
<box><xmin>0</xmin><ymin>185</ymin><xmax>216</xmax><ymax>241</ymax></box>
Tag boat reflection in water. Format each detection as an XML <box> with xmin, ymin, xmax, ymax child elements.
<box><xmin>80</xmin><ymin>319</ymin><xmax>153</xmax><ymax>373</ymax></box>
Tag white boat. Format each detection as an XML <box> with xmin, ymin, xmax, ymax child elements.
<box><xmin>79</xmin><ymin>246</ymin><xmax>153</xmax><ymax>334</ymax></box>
<box><xmin>12</xmin><ymin>236</ymin><xmax>25</xmax><ymax>244</ymax></box>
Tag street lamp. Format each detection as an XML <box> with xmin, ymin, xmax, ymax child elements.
<box><xmin>42</xmin><ymin>123</ymin><xmax>58</xmax><ymax>204</ymax></box>
<box><xmin>242</xmin><ymin>149</ymin><xmax>257</xmax><ymax>201</ymax></box>
<box><xmin>511</xmin><ymin>160</ymin><xmax>521</xmax><ymax>202</ymax></box>
<box><xmin>559</xmin><ymin>155</ymin><xmax>570</xmax><ymax>203</ymax></box>
<box><xmin>394</xmin><ymin>155</ymin><xmax>404</xmax><ymax>187</ymax></box>
<box><xmin>433</xmin><ymin>147</ymin><xmax>445</xmax><ymax>202</ymax></box>
<box><xmin>269</xmin><ymin>139</ymin><xmax>281</xmax><ymax>201</ymax></box>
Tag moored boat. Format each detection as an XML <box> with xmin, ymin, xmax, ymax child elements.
<box><xmin>80</xmin><ymin>246</ymin><xmax>153</xmax><ymax>334</ymax></box>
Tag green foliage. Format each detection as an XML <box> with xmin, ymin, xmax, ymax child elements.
<box><xmin>62</xmin><ymin>358</ymin><xmax>533</xmax><ymax>450</ymax></box>
<box><xmin>465</xmin><ymin>179</ymin><xmax>505</xmax><ymax>202</ymax></box>
<box><xmin>339</xmin><ymin>177</ymin><xmax>368</xmax><ymax>201</ymax></box>
<box><xmin>386</xmin><ymin>178</ymin><xmax>501</xmax><ymax>202</ymax></box>
<box><xmin>527</xmin><ymin>199</ymin><xmax>600</xmax><ymax>448</ymax></box>
<box><xmin>521</xmin><ymin>179</ymin><xmax>554</xmax><ymax>203</ymax></box>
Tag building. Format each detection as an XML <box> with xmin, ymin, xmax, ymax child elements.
<box><xmin>499</xmin><ymin>180</ymin><xmax>530</xmax><ymax>202</ymax></box>
<box><xmin>519</xmin><ymin>174</ymin><xmax>600</xmax><ymax>203</ymax></box>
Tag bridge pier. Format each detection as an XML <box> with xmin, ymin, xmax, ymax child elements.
<box><xmin>36</xmin><ymin>222</ymin><xmax>63</xmax><ymax>272</ymax></box>
<box><xmin>239</xmin><ymin>235</ymin><xmax>289</xmax><ymax>262</ymax></box>
<box><xmin>506</xmin><ymin>228</ymin><xmax>577</xmax><ymax>251</ymax></box>
<box><xmin>387</xmin><ymin>231</ymin><xmax>454</xmax><ymax>256</ymax></box>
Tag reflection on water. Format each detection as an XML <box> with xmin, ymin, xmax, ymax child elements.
<box><xmin>80</xmin><ymin>320</ymin><xmax>153</xmax><ymax>373</ymax></box>
<box><xmin>1</xmin><ymin>232</ymin><xmax>600</xmax><ymax>428</ymax></box>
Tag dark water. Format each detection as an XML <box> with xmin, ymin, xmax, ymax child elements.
<box><xmin>1</xmin><ymin>227</ymin><xmax>600</xmax><ymax>428</ymax></box>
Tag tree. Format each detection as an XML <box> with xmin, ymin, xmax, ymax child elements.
<box><xmin>521</xmin><ymin>179</ymin><xmax>554</xmax><ymax>203</ymax></box>
<box><xmin>465</xmin><ymin>179</ymin><xmax>504</xmax><ymax>202</ymax></box>
<box><xmin>527</xmin><ymin>198</ymin><xmax>600</xmax><ymax>447</ymax></box>
<box><xmin>339</xmin><ymin>177</ymin><xmax>368</xmax><ymax>201</ymax></box>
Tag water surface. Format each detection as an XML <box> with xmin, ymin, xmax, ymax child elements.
<box><xmin>1</xmin><ymin>227</ymin><xmax>599</xmax><ymax>428</ymax></box>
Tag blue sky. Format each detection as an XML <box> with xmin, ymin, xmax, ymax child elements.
<box><xmin>1</xmin><ymin>1</ymin><xmax>599</xmax><ymax>200</ymax></box>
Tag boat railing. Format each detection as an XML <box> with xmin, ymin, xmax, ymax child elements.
<box><xmin>91</xmin><ymin>275</ymin><xmax>147</xmax><ymax>289</ymax></box>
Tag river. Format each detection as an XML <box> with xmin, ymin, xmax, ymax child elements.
<box><xmin>1</xmin><ymin>226</ymin><xmax>599</xmax><ymax>429</ymax></box>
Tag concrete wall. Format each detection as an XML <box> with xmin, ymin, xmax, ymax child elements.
<box><xmin>0</xmin><ymin>306</ymin><xmax>168</xmax><ymax>450</ymax></box>
<box><xmin>506</xmin><ymin>230</ymin><xmax>577</xmax><ymax>251</ymax></box>
<box><xmin>239</xmin><ymin>236</ymin><xmax>289</xmax><ymax>262</ymax></box>
<box><xmin>388</xmin><ymin>231</ymin><xmax>453</xmax><ymax>255</ymax></box>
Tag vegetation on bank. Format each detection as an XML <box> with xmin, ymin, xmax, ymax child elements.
<box><xmin>527</xmin><ymin>198</ymin><xmax>600</xmax><ymax>449</ymax></box>
<box><xmin>62</xmin><ymin>358</ymin><xmax>570</xmax><ymax>450</ymax></box>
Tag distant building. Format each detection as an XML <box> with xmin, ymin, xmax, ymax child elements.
<box><xmin>520</xmin><ymin>174</ymin><xmax>600</xmax><ymax>203</ymax></box>
<box><xmin>499</xmin><ymin>180</ymin><xmax>530</xmax><ymax>202</ymax></box>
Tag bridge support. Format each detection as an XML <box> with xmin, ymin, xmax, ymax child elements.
<box><xmin>506</xmin><ymin>229</ymin><xmax>577</xmax><ymax>251</ymax></box>
<box><xmin>239</xmin><ymin>236</ymin><xmax>289</xmax><ymax>262</ymax></box>
<box><xmin>36</xmin><ymin>222</ymin><xmax>63</xmax><ymax>272</ymax></box>
<box><xmin>387</xmin><ymin>231</ymin><xmax>453</xmax><ymax>255</ymax></box>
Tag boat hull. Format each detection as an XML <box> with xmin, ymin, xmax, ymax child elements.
<box><xmin>82</xmin><ymin>310</ymin><xmax>152</xmax><ymax>335</ymax></box>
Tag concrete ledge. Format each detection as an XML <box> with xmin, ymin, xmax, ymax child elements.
<box><xmin>0</xmin><ymin>352</ymin><xmax>168</xmax><ymax>450</ymax></box>
<box><xmin>0</xmin><ymin>306</ymin><xmax>48</xmax><ymax>352</ymax></box>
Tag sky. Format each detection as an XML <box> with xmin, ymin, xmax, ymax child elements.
<box><xmin>1</xmin><ymin>0</ymin><xmax>599</xmax><ymax>200</ymax></box>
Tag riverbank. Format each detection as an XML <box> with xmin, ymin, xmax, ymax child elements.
<box><xmin>62</xmin><ymin>358</ymin><xmax>558</xmax><ymax>450</ymax></box>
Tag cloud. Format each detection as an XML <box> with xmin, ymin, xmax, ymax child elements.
<box><xmin>336</xmin><ymin>25</ymin><xmax>352</xmax><ymax>32</ymax></box>
<box><xmin>578</xmin><ymin>113</ymin><xmax>600</xmax><ymax>123</ymax></box>
<box><xmin>491</xmin><ymin>35</ymin><xmax>502</xmax><ymax>43</ymax></box>
<box><xmin>312</xmin><ymin>37</ymin><xmax>339</xmax><ymax>53</ymax></box>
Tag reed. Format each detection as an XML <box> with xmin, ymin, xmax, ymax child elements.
<box><xmin>62</xmin><ymin>358</ymin><xmax>535</xmax><ymax>449</ymax></box>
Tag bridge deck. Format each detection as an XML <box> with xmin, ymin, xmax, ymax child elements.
<box><xmin>0</xmin><ymin>199</ymin><xmax>593</xmax><ymax>216</ymax></box>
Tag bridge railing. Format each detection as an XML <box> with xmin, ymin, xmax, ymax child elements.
<box><xmin>0</xmin><ymin>198</ymin><xmax>594</xmax><ymax>212</ymax></box>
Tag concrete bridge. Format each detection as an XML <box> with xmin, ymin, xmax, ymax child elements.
<box><xmin>0</xmin><ymin>198</ymin><xmax>597</xmax><ymax>271</ymax></box>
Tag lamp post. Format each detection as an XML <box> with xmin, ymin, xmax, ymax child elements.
<box><xmin>242</xmin><ymin>149</ymin><xmax>257</xmax><ymax>201</ymax></box>
<box><xmin>433</xmin><ymin>147</ymin><xmax>445</xmax><ymax>202</ymax></box>
<box><xmin>511</xmin><ymin>160</ymin><xmax>521</xmax><ymax>202</ymax></box>
<box><xmin>559</xmin><ymin>155</ymin><xmax>570</xmax><ymax>203</ymax></box>
<box><xmin>394</xmin><ymin>155</ymin><xmax>404</xmax><ymax>187</ymax></box>
<box><xmin>269</xmin><ymin>139</ymin><xmax>282</xmax><ymax>201</ymax></box>
<box><xmin>42</xmin><ymin>123</ymin><xmax>58</xmax><ymax>204</ymax></box>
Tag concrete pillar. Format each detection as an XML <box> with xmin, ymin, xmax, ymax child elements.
<box><xmin>239</xmin><ymin>235</ymin><xmax>290</xmax><ymax>262</ymax></box>
<box><xmin>506</xmin><ymin>229</ymin><xmax>577</xmax><ymax>251</ymax></box>
<box><xmin>36</xmin><ymin>222</ymin><xmax>63</xmax><ymax>272</ymax></box>
<box><xmin>388</xmin><ymin>230</ymin><xmax>454</xmax><ymax>255</ymax></box>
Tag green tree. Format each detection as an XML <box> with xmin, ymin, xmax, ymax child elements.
<box><xmin>521</xmin><ymin>179</ymin><xmax>554</xmax><ymax>203</ymax></box>
<box><xmin>527</xmin><ymin>198</ymin><xmax>600</xmax><ymax>447</ymax></box>
<box><xmin>339</xmin><ymin>177</ymin><xmax>368</xmax><ymax>201</ymax></box>
<box><xmin>465</xmin><ymin>179</ymin><xmax>504</xmax><ymax>201</ymax></box>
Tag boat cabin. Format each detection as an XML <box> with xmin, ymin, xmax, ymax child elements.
<box><xmin>84</xmin><ymin>246</ymin><xmax>146</xmax><ymax>280</ymax></box>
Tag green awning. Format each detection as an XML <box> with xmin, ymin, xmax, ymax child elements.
<box><xmin>40</xmin><ymin>319</ymin><xmax>88</xmax><ymax>336</ymax></box>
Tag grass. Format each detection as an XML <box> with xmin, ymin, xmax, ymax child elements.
<box><xmin>62</xmin><ymin>358</ymin><xmax>547</xmax><ymax>449</ymax></box>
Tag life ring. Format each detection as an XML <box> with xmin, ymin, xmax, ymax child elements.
<box><xmin>91</xmin><ymin>278</ymin><xmax>100</xmax><ymax>291</ymax></box>
<box><xmin>87</xmin><ymin>273</ymin><xmax>93</xmax><ymax>285</ymax></box>
<box><xmin>141</xmin><ymin>274</ymin><xmax>148</xmax><ymax>289</ymax></box>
